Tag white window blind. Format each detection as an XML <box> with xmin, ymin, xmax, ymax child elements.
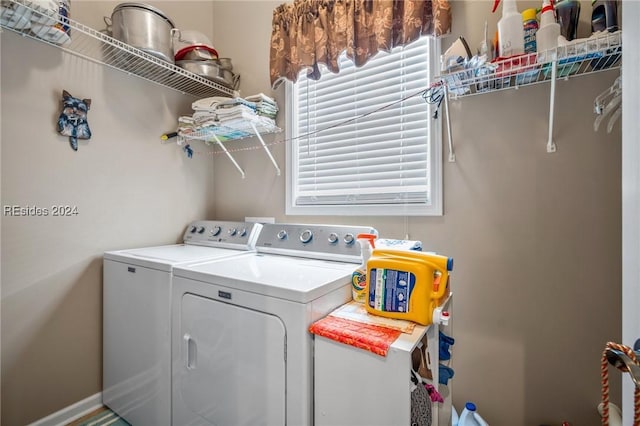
<box><xmin>286</xmin><ymin>36</ymin><xmax>442</xmax><ymax>216</ymax></box>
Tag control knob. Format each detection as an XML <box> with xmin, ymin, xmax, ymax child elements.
<box><xmin>277</xmin><ymin>230</ymin><xmax>288</xmax><ymax>240</ymax></box>
<box><xmin>197</xmin><ymin>226</ymin><xmax>205</xmax><ymax>234</ymax></box>
<box><xmin>328</xmin><ymin>233</ymin><xmax>339</xmax><ymax>244</ymax></box>
<box><xmin>299</xmin><ymin>229</ymin><xmax>313</xmax><ymax>244</ymax></box>
<box><xmin>210</xmin><ymin>226</ymin><xmax>222</xmax><ymax>236</ymax></box>
<box><xmin>228</xmin><ymin>228</ymin><xmax>237</xmax><ymax>237</ymax></box>
<box><xmin>344</xmin><ymin>233</ymin><xmax>355</xmax><ymax>245</ymax></box>
<box><xmin>189</xmin><ymin>226</ymin><xmax>197</xmax><ymax>233</ymax></box>
<box><xmin>239</xmin><ymin>228</ymin><xmax>247</xmax><ymax>237</ymax></box>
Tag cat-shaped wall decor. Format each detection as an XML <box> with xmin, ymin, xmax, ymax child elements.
<box><xmin>57</xmin><ymin>90</ymin><xmax>92</xmax><ymax>151</ymax></box>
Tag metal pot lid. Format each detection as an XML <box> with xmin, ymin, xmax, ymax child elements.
<box><xmin>112</xmin><ymin>2</ymin><xmax>175</xmax><ymax>28</ymax></box>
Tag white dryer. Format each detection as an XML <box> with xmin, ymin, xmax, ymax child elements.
<box><xmin>171</xmin><ymin>223</ymin><xmax>377</xmax><ymax>426</ymax></box>
<box><xmin>102</xmin><ymin>220</ymin><xmax>262</xmax><ymax>426</ymax></box>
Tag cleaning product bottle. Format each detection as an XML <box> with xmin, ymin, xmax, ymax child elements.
<box><xmin>591</xmin><ymin>0</ymin><xmax>618</xmax><ymax>33</ymax></box>
<box><xmin>522</xmin><ymin>8</ymin><xmax>539</xmax><ymax>54</ymax></box>
<box><xmin>555</xmin><ymin>0</ymin><xmax>580</xmax><ymax>40</ymax></box>
<box><xmin>479</xmin><ymin>20</ymin><xmax>492</xmax><ymax>60</ymax></box>
<box><xmin>536</xmin><ymin>0</ymin><xmax>561</xmax><ymax>63</ymax></box>
<box><xmin>451</xmin><ymin>405</ymin><xmax>460</xmax><ymax>426</ymax></box>
<box><xmin>351</xmin><ymin>233</ymin><xmax>376</xmax><ymax>303</ymax></box>
<box><xmin>364</xmin><ymin>250</ymin><xmax>453</xmax><ymax>325</ymax></box>
<box><xmin>458</xmin><ymin>402</ymin><xmax>489</xmax><ymax>426</ymax></box>
<box><xmin>492</xmin><ymin>0</ymin><xmax>525</xmax><ymax>57</ymax></box>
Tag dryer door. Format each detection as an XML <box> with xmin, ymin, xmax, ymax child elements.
<box><xmin>176</xmin><ymin>293</ymin><xmax>286</xmax><ymax>426</ymax></box>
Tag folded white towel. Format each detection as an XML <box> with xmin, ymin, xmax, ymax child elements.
<box><xmin>218</xmin><ymin>110</ymin><xmax>257</xmax><ymax>123</ymax></box>
<box><xmin>245</xmin><ymin>93</ymin><xmax>276</xmax><ymax>105</ymax></box>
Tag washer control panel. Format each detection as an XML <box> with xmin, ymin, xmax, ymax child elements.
<box><xmin>183</xmin><ymin>221</ymin><xmax>262</xmax><ymax>249</ymax></box>
<box><xmin>256</xmin><ymin>223</ymin><xmax>377</xmax><ymax>262</ymax></box>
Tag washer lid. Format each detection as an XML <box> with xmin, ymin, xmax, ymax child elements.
<box><xmin>104</xmin><ymin>244</ymin><xmax>248</xmax><ymax>271</ymax></box>
<box><xmin>173</xmin><ymin>253</ymin><xmax>355</xmax><ymax>303</ymax></box>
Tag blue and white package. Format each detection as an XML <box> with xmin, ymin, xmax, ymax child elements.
<box><xmin>375</xmin><ymin>239</ymin><xmax>422</xmax><ymax>251</ymax></box>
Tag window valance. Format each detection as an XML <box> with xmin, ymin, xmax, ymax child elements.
<box><xmin>269</xmin><ymin>0</ymin><xmax>451</xmax><ymax>89</ymax></box>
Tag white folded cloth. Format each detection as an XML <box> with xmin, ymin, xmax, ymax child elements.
<box><xmin>245</xmin><ymin>93</ymin><xmax>276</xmax><ymax>105</ymax></box>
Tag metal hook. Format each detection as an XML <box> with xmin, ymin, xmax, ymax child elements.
<box><xmin>605</xmin><ymin>348</ymin><xmax>640</xmax><ymax>389</ymax></box>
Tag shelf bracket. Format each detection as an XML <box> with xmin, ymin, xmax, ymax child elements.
<box><xmin>443</xmin><ymin>84</ymin><xmax>456</xmax><ymax>162</ymax></box>
<box><xmin>547</xmin><ymin>60</ymin><xmax>558</xmax><ymax>153</ymax></box>
<box><xmin>249</xmin><ymin>122</ymin><xmax>281</xmax><ymax>176</ymax></box>
<box><xmin>211</xmin><ymin>134</ymin><xmax>246</xmax><ymax>179</ymax></box>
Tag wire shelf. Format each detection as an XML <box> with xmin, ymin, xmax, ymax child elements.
<box><xmin>178</xmin><ymin>118</ymin><xmax>281</xmax><ymax>144</ymax></box>
<box><xmin>0</xmin><ymin>0</ymin><xmax>235</xmax><ymax>98</ymax></box>
<box><xmin>178</xmin><ymin>116</ymin><xmax>282</xmax><ymax>178</ymax></box>
<box><xmin>439</xmin><ymin>30</ymin><xmax>622</xmax><ymax>99</ymax></box>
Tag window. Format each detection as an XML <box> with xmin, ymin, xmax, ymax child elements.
<box><xmin>286</xmin><ymin>36</ymin><xmax>442</xmax><ymax>216</ymax></box>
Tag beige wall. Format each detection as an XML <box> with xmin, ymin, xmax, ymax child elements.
<box><xmin>0</xmin><ymin>1</ymin><xmax>623</xmax><ymax>425</ymax></box>
<box><xmin>0</xmin><ymin>2</ymin><xmax>217</xmax><ymax>425</ymax></box>
<box><xmin>212</xmin><ymin>1</ymin><xmax>622</xmax><ymax>425</ymax></box>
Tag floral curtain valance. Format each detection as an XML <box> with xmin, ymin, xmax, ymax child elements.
<box><xmin>269</xmin><ymin>0</ymin><xmax>451</xmax><ymax>89</ymax></box>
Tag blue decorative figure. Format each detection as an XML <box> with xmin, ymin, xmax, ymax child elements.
<box><xmin>184</xmin><ymin>144</ymin><xmax>193</xmax><ymax>158</ymax></box>
<box><xmin>57</xmin><ymin>90</ymin><xmax>91</xmax><ymax>151</ymax></box>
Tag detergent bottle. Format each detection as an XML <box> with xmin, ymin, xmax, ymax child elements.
<box><xmin>458</xmin><ymin>402</ymin><xmax>489</xmax><ymax>426</ymax></box>
<box><xmin>492</xmin><ymin>0</ymin><xmax>525</xmax><ymax>57</ymax></box>
<box><xmin>351</xmin><ymin>233</ymin><xmax>376</xmax><ymax>303</ymax></box>
<box><xmin>364</xmin><ymin>250</ymin><xmax>453</xmax><ymax>325</ymax></box>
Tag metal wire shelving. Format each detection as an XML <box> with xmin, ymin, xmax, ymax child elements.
<box><xmin>0</xmin><ymin>0</ymin><xmax>235</xmax><ymax>98</ymax></box>
<box><xmin>178</xmin><ymin>118</ymin><xmax>282</xmax><ymax>178</ymax></box>
<box><xmin>439</xmin><ymin>30</ymin><xmax>621</xmax><ymax>99</ymax></box>
<box><xmin>437</xmin><ymin>30</ymin><xmax>622</xmax><ymax>153</ymax></box>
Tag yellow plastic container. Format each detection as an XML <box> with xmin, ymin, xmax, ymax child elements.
<box><xmin>364</xmin><ymin>249</ymin><xmax>453</xmax><ymax>325</ymax></box>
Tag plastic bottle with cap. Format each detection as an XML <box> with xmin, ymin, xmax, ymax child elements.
<box><xmin>591</xmin><ymin>0</ymin><xmax>618</xmax><ymax>33</ymax></box>
<box><xmin>351</xmin><ymin>233</ymin><xmax>375</xmax><ymax>303</ymax></box>
<box><xmin>458</xmin><ymin>402</ymin><xmax>489</xmax><ymax>426</ymax></box>
<box><xmin>536</xmin><ymin>0</ymin><xmax>561</xmax><ymax>63</ymax></box>
<box><xmin>492</xmin><ymin>0</ymin><xmax>525</xmax><ymax>57</ymax></box>
<box><xmin>522</xmin><ymin>8</ymin><xmax>539</xmax><ymax>54</ymax></box>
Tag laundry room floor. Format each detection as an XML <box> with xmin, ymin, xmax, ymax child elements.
<box><xmin>66</xmin><ymin>407</ymin><xmax>128</xmax><ymax>426</ymax></box>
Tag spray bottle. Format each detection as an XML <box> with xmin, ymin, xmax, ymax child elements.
<box><xmin>492</xmin><ymin>0</ymin><xmax>525</xmax><ymax>57</ymax></box>
<box><xmin>352</xmin><ymin>233</ymin><xmax>376</xmax><ymax>303</ymax></box>
<box><xmin>536</xmin><ymin>0</ymin><xmax>561</xmax><ymax>63</ymax></box>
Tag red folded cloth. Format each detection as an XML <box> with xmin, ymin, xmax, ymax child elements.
<box><xmin>309</xmin><ymin>315</ymin><xmax>401</xmax><ymax>357</ymax></box>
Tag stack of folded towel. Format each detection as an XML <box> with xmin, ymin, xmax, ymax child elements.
<box><xmin>215</xmin><ymin>99</ymin><xmax>258</xmax><ymax>126</ymax></box>
<box><xmin>244</xmin><ymin>93</ymin><xmax>279</xmax><ymax>120</ymax></box>
<box><xmin>178</xmin><ymin>94</ymin><xmax>278</xmax><ymax>134</ymax></box>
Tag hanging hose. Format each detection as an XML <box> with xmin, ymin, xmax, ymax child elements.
<box><xmin>600</xmin><ymin>341</ymin><xmax>640</xmax><ymax>425</ymax></box>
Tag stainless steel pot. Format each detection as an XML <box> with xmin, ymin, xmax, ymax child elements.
<box><xmin>175</xmin><ymin>60</ymin><xmax>240</xmax><ymax>90</ymax></box>
<box><xmin>109</xmin><ymin>3</ymin><xmax>175</xmax><ymax>63</ymax></box>
<box><xmin>214</xmin><ymin>58</ymin><xmax>234</xmax><ymax>71</ymax></box>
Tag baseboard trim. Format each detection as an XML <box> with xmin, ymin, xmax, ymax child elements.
<box><xmin>28</xmin><ymin>392</ymin><xmax>103</xmax><ymax>426</ymax></box>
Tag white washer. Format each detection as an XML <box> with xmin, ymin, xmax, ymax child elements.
<box><xmin>102</xmin><ymin>220</ymin><xmax>262</xmax><ymax>426</ymax></box>
<box><xmin>171</xmin><ymin>223</ymin><xmax>377</xmax><ymax>426</ymax></box>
